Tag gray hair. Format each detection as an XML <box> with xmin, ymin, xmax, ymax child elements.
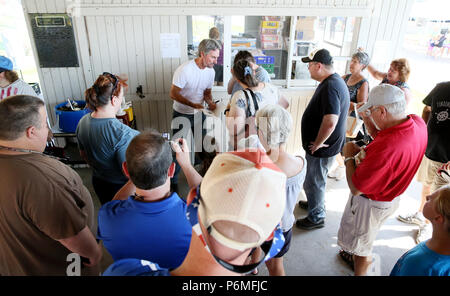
<box><xmin>256</xmin><ymin>104</ymin><xmax>292</xmax><ymax>149</ymax></box>
<box><xmin>198</xmin><ymin>39</ymin><xmax>222</xmax><ymax>57</ymax></box>
<box><xmin>352</xmin><ymin>51</ymin><xmax>370</xmax><ymax>67</ymax></box>
<box><xmin>383</xmin><ymin>99</ymin><xmax>406</xmax><ymax>115</ymax></box>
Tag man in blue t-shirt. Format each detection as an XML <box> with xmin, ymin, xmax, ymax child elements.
<box><xmin>296</xmin><ymin>49</ymin><xmax>350</xmax><ymax>230</ymax></box>
<box><xmin>391</xmin><ymin>185</ymin><xmax>450</xmax><ymax>276</ymax></box>
<box><xmin>97</xmin><ymin>131</ymin><xmax>193</xmax><ymax>269</ymax></box>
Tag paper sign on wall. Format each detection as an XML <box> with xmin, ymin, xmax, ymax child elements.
<box><xmin>160</xmin><ymin>33</ymin><xmax>180</xmax><ymax>58</ymax></box>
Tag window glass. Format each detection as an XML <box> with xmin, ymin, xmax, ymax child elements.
<box><xmin>230</xmin><ymin>16</ymin><xmax>291</xmax><ymax>80</ymax></box>
<box><xmin>187</xmin><ymin>15</ymin><xmax>224</xmax><ymax>86</ymax></box>
<box><xmin>291</xmin><ymin>16</ymin><xmax>358</xmax><ymax>83</ymax></box>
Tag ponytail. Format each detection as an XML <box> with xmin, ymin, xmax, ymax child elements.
<box><xmin>233</xmin><ymin>59</ymin><xmax>259</xmax><ymax>88</ymax></box>
<box><xmin>85</xmin><ymin>73</ymin><xmax>124</xmax><ymax>111</ymax></box>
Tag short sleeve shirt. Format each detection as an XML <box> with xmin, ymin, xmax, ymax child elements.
<box><xmin>0</xmin><ymin>79</ymin><xmax>42</xmax><ymax>100</ymax></box>
<box><xmin>0</xmin><ymin>153</ymin><xmax>95</xmax><ymax>275</ymax></box>
<box><xmin>76</xmin><ymin>114</ymin><xmax>140</xmax><ymax>184</ymax></box>
<box><xmin>390</xmin><ymin>241</ymin><xmax>450</xmax><ymax>276</ymax></box>
<box><xmin>230</xmin><ymin>82</ymin><xmax>280</xmax><ymax>116</ymax></box>
<box><xmin>301</xmin><ymin>73</ymin><xmax>350</xmax><ymax>157</ymax></box>
<box><xmin>97</xmin><ymin>193</ymin><xmax>192</xmax><ymax>269</ymax></box>
<box><xmin>352</xmin><ymin>115</ymin><xmax>428</xmax><ymax>201</ymax></box>
<box><xmin>422</xmin><ymin>81</ymin><xmax>450</xmax><ymax>163</ymax></box>
<box><xmin>172</xmin><ymin>59</ymin><xmax>215</xmax><ymax>115</ymax></box>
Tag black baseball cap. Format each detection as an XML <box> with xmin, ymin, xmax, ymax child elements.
<box><xmin>301</xmin><ymin>49</ymin><xmax>333</xmax><ymax>65</ymax></box>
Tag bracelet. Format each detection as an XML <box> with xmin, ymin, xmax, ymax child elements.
<box><xmin>344</xmin><ymin>157</ymin><xmax>355</xmax><ymax>165</ymax></box>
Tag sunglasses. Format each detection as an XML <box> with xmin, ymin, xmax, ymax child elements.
<box><xmin>186</xmin><ymin>185</ymin><xmax>285</xmax><ymax>274</ymax></box>
<box><xmin>103</xmin><ymin>72</ymin><xmax>119</xmax><ymax>99</ymax></box>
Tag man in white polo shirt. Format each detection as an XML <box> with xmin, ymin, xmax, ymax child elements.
<box><xmin>170</xmin><ymin>39</ymin><xmax>221</xmax><ymax>189</ymax></box>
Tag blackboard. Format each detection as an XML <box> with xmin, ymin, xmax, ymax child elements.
<box><xmin>29</xmin><ymin>13</ymin><xmax>79</xmax><ymax>68</ymax></box>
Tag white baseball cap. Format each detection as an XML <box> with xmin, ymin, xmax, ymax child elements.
<box><xmin>199</xmin><ymin>149</ymin><xmax>286</xmax><ymax>251</ymax></box>
<box><xmin>358</xmin><ymin>84</ymin><xmax>405</xmax><ymax>113</ymax></box>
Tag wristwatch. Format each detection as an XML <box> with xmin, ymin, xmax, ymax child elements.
<box><xmin>344</xmin><ymin>156</ymin><xmax>355</xmax><ymax>165</ymax></box>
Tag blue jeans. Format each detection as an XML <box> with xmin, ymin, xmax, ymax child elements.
<box><xmin>171</xmin><ymin>110</ymin><xmax>206</xmax><ymax>185</ymax></box>
<box><xmin>303</xmin><ymin>153</ymin><xmax>334</xmax><ymax>223</ymax></box>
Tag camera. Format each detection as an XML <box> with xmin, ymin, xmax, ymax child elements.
<box><xmin>162</xmin><ymin>133</ymin><xmax>170</xmax><ymax>140</ymax></box>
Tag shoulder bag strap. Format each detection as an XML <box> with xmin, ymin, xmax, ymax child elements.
<box><xmin>245</xmin><ymin>88</ymin><xmax>259</xmax><ymax>114</ymax></box>
<box><xmin>242</xmin><ymin>89</ymin><xmax>252</xmax><ymax>118</ymax></box>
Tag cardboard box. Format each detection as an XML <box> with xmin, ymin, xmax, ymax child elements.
<box><xmin>296</xmin><ymin>17</ymin><xmax>317</xmax><ymax>31</ymax></box>
<box><xmin>261</xmin><ymin>21</ymin><xmax>283</xmax><ymax>29</ymax></box>
<box><xmin>254</xmin><ymin>55</ymin><xmax>275</xmax><ymax>65</ymax></box>
<box><xmin>261</xmin><ymin>28</ymin><xmax>283</xmax><ymax>35</ymax></box>
<box><xmin>296</xmin><ymin>30</ymin><xmax>315</xmax><ymax>41</ymax></box>
<box><xmin>261</xmin><ymin>40</ymin><xmax>283</xmax><ymax>50</ymax></box>
<box><xmin>260</xmin><ymin>64</ymin><xmax>275</xmax><ymax>74</ymax></box>
<box><xmin>262</xmin><ymin>16</ymin><xmax>286</xmax><ymax>22</ymax></box>
<box><xmin>260</xmin><ymin>34</ymin><xmax>282</xmax><ymax>42</ymax></box>
<box><xmin>231</xmin><ymin>38</ymin><xmax>256</xmax><ymax>49</ymax></box>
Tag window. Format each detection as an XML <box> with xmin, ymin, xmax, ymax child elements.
<box><xmin>230</xmin><ymin>16</ymin><xmax>290</xmax><ymax>81</ymax></box>
<box><xmin>187</xmin><ymin>15</ymin><xmax>224</xmax><ymax>86</ymax></box>
<box><xmin>288</xmin><ymin>16</ymin><xmax>360</xmax><ymax>87</ymax></box>
<box><xmin>187</xmin><ymin>15</ymin><xmax>361</xmax><ymax>89</ymax></box>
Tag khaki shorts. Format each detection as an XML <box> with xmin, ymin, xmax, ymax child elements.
<box><xmin>337</xmin><ymin>194</ymin><xmax>399</xmax><ymax>257</ymax></box>
<box><xmin>417</xmin><ymin>156</ymin><xmax>447</xmax><ymax>192</ymax></box>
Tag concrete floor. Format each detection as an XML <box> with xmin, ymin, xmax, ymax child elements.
<box><xmin>75</xmin><ymin>161</ymin><xmax>423</xmax><ymax>276</ymax></box>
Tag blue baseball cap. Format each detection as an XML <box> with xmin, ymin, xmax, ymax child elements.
<box><xmin>0</xmin><ymin>56</ymin><xmax>13</xmax><ymax>72</ymax></box>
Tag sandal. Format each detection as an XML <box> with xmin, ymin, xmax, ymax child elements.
<box><xmin>339</xmin><ymin>250</ymin><xmax>354</xmax><ymax>271</ymax></box>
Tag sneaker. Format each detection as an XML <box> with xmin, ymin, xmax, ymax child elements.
<box><xmin>298</xmin><ymin>200</ymin><xmax>308</xmax><ymax>210</ymax></box>
<box><xmin>327</xmin><ymin>165</ymin><xmax>345</xmax><ymax>180</ymax></box>
<box><xmin>295</xmin><ymin>217</ymin><xmax>325</xmax><ymax>230</ymax></box>
<box><xmin>397</xmin><ymin>212</ymin><xmax>425</xmax><ymax>226</ymax></box>
<box><xmin>415</xmin><ymin>223</ymin><xmax>432</xmax><ymax>244</ymax></box>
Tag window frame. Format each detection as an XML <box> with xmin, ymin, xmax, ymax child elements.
<box><xmin>188</xmin><ymin>15</ymin><xmax>362</xmax><ymax>91</ymax></box>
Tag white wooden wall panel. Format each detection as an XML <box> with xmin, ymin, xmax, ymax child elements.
<box><xmin>22</xmin><ymin>0</ymin><xmax>88</xmax><ymax>129</ymax></box>
<box><xmin>22</xmin><ymin>0</ymin><xmax>414</xmax><ymax>134</ymax></box>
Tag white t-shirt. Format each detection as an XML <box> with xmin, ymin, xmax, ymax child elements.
<box><xmin>229</xmin><ymin>82</ymin><xmax>280</xmax><ymax>114</ymax></box>
<box><xmin>172</xmin><ymin>59</ymin><xmax>215</xmax><ymax>115</ymax></box>
<box><xmin>0</xmin><ymin>79</ymin><xmax>41</xmax><ymax>101</ymax></box>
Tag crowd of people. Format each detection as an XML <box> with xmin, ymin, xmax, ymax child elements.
<box><xmin>0</xmin><ymin>36</ymin><xmax>449</xmax><ymax>277</ymax></box>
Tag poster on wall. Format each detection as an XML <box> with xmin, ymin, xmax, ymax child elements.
<box><xmin>29</xmin><ymin>13</ymin><xmax>79</xmax><ymax>68</ymax></box>
<box><xmin>160</xmin><ymin>33</ymin><xmax>181</xmax><ymax>58</ymax></box>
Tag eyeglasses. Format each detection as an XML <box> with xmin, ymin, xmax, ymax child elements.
<box><xmin>103</xmin><ymin>72</ymin><xmax>119</xmax><ymax>99</ymax></box>
<box><xmin>364</xmin><ymin>106</ymin><xmax>380</xmax><ymax>117</ymax></box>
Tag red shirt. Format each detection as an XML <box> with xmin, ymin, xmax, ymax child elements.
<box><xmin>352</xmin><ymin>115</ymin><xmax>427</xmax><ymax>202</ymax></box>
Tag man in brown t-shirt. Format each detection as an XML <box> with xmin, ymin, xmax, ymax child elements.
<box><xmin>0</xmin><ymin>95</ymin><xmax>102</xmax><ymax>275</ymax></box>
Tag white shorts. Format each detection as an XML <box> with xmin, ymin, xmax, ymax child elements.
<box><xmin>337</xmin><ymin>194</ymin><xmax>399</xmax><ymax>257</ymax></box>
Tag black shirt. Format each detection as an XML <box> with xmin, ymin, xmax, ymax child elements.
<box><xmin>301</xmin><ymin>73</ymin><xmax>350</xmax><ymax>158</ymax></box>
<box><xmin>423</xmin><ymin>81</ymin><xmax>450</xmax><ymax>163</ymax></box>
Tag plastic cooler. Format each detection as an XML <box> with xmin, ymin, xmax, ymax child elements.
<box><xmin>54</xmin><ymin>100</ymin><xmax>91</xmax><ymax>133</ymax></box>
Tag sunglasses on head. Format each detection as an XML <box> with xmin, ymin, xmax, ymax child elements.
<box><xmin>102</xmin><ymin>72</ymin><xmax>119</xmax><ymax>99</ymax></box>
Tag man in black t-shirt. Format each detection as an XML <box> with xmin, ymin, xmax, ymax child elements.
<box><xmin>397</xmin><ymin>81</ymin><xmax>450</xmax><ymax>243</ymax></box>
<box><xmin>296</xmin><ymin>49</ymin><xmax>350</xmax><ymax>230</ymax></box>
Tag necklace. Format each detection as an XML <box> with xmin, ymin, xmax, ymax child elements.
<box><xmin>0</xmin><ymin>144</ymin><xmax>68</xmax><ymax>162</ymax></box>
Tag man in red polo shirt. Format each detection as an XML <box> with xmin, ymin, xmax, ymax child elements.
<box><xmin>337</xmin><ymin>84</ymin><xmax>428</xmax><ymax>276</ymax></box>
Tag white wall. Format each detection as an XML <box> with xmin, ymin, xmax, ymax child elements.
<box><xmin>21</xmin><ymin>0</ymin><xmax>413</xmax><ymax>153</ymax></box>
